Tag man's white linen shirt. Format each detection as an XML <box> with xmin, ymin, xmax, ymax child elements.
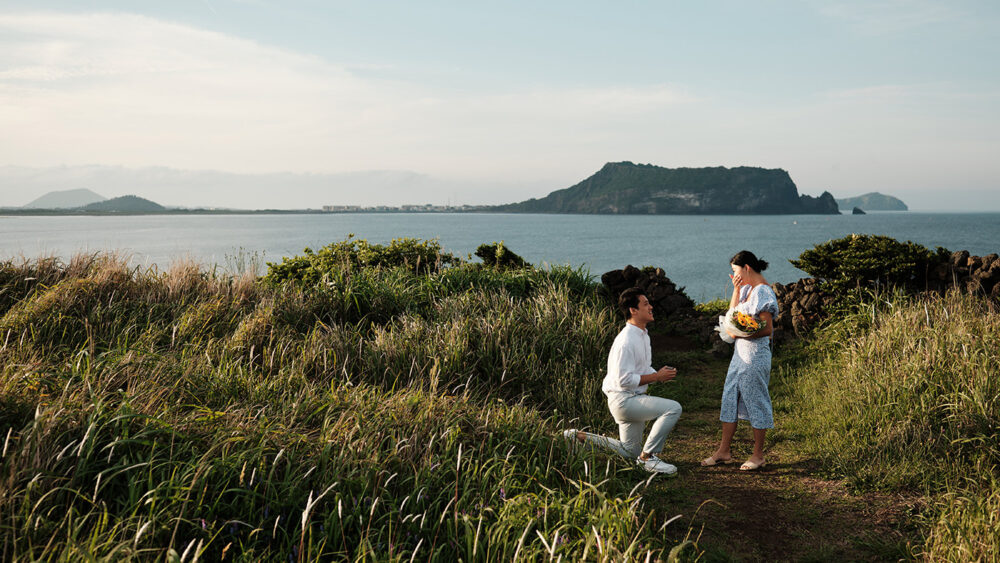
<box><xmin>601</xmin><ymin>323</ymin><xmax>654</xmax><ymax>396</ymax></box>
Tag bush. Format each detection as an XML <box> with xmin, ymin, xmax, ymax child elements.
<box><xmin>475</xmin><ymin>242</ymin><xmax>530</xmax><ymax>269</ymax></box>
<box><xmin>263</xmin><ymin>236</ymin><xmax>461</xmax><ymax>285</ymax></box>
<box><xmin>790</xmin><ymin>234</ymin><xmax>949</xmax><ymax>293</ymax></box>
<box><xmin>694</xmin><ymin>298</ymin><xmax>728</xmax><ymax>317</ymax></box>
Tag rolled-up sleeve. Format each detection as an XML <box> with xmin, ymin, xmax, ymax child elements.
<box><xmin>602</xmin><ymin>325</ymin><xmax>654</xmax><ymax>395</ymax></box>
<box><xmin>610</xmin><ymin>339</ymin><xmax>642</xmax><ymax>390</ymax></box>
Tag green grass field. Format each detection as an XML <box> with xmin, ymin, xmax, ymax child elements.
<box><xmin>0</xmin><ymin>248</ymin><xmax>996</xmax><ymax>561</ymax></box>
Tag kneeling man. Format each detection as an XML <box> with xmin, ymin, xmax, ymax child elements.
<box><xmin>565</xmin><ymin>287</ymin><xmax>682</xmax><ymax>474</ymax></box>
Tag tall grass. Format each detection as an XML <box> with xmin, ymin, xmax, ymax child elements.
<box><xmin>0</xmin><ymin>254</ymin><xmax>692</xmax><ymax>561</ymax></box>
<box><xmin>776</xmin><ymin>289</ymin><xmax>1000</xmax><ymax>559</ymax></box>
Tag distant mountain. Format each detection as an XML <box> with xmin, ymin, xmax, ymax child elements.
<box><xmin>836</xmin><ymin>192</ymin><xmax>908</xmax><ymax>211</ymax></box>
<box><xmin>1</xmin><ymin>165</ymin><xmax>551</xmax><ymax>209</ymax></box>
<box><xmin>23</xmin><ymin>188</ymin><xmax>106</xmax><ymax>209</ymax></box>
<box><xmin>494</xmin><ymin>162</ymin><xmax>840</xmax><ymax>215</ymax></box>
<box><xmin>82</xmin><ymin>195</ymin><xmax>166</xmax><ymax>213</ymax></box>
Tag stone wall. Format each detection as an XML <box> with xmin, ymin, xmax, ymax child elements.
<box><xmin>934</xmin><ymin>251</ymin><xmax>1000</xmax><ymax>298</ymax></box>
<box><xmin>602</xmin><ymin>250</ymin><xmax>997</xmax><ymax>353</ymax></box>
<box><xmin>772</xmin><ymin>250</ymin><xmax>1000</xmax><ymax>343</ymax></box>
<box><xmin>600</xmin><ymin>265</ymin><xmax>698</xmax><ymax>327</ymax></box>
<box><xmin>772</xmin><ymin>278</ymin><xmax>835</xmax><ymax>342</ymax></box>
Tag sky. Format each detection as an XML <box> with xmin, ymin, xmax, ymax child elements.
<box><xmin>1</xmin><ymin>0</ymin><xmax>998</xmax><ymax>210</ymax></box>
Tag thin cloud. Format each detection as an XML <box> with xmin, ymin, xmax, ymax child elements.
<box><xmin>815</xmin><ymin>0</ymin><xmax>973</xmax><ymax>35</ymax></box>
<box><xmin>0</xmin><ymin>11</ymin><xmax>695</xmax><ymax>178</ymax></box>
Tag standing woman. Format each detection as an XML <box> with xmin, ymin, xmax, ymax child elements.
<box><xmin>702</xmin><ymin>251</ymin><xmax>778</xmax><ymax>471</ymax></box>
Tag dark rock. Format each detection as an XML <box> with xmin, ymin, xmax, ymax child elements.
<box><xmin>790</xmin><ymin>301</ymin><xmax>803</xmax><ymax>317</ymax></box>
<box><xmin>601</xmin><ymin>270</ymin><xmax>625</xmax><ymax>288</ymax></box>
<box><xmin>952</xmin><ymin>250</ymin><xmax>970</xmax><ymax>267</ymax></box>
<box><xmin>933</xmin><ymin>263</ymin><xmax>950</xmax><ymax>281</ymax></box>
<box><xmin>791</xmin><ymin>314</ymin><xmax>810</xmax><ymax>335</ymax></box>
<box><xmin>662</xmin><ymin>293</ymin><xmax>695</xmax><ymax>313</ymax></box>
<box><xmin>648</xmin><ymin>285</ymin><xmax>669</xmax><ymax>301</ymax></box>
<box><xmin>852</xmin><ymin>206</ymin><xmax>866</xmax><ymax>215</ymax></box>
<box><xmin>622</xmin><ymin>265</ymin><xmax>640</xmax><ymax>282</ymax></box>
<box><xmin>982</xmin><ymin>253</ymin><xmax>999</xmax><ymax>271</ymax></box>
<box><xmin>976</xmin><ymin>268</ymin><xmax>1000</xmax><ymax>293</ymax></box>
<box><xmin>601</xmin><ymin>265</ymin><xmax>698</xmax><ymax>337</ymax></box>
<box><xmin>711</xmin><ymin>339</ymin><xmax>733</xmax><ymax>358</ymax></box>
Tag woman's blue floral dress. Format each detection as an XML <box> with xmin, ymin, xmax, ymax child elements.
<box><xmin>720</xmin><ymin>284</ymin><xmax>779</xmax><ymax>429</ymax></box>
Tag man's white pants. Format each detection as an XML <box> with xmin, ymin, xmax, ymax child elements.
<box><xmin>579</xmin><ymin>392</ymin><xmax>682</xmax><ymax>459</ymax></box>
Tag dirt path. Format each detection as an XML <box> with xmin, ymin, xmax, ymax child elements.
<box><xmin>638</xmin><ymin>344</ymin><xmax>922</xmax><ymax>562</ymax></box>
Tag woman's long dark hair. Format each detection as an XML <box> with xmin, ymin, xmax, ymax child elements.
<box><xmin>730</xmin><ymin>250</ymin><xmax>769</xmax><ymax>273</ymax></box>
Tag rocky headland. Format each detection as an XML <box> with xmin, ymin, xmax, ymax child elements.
<box><xmin>495</xmin><ymin>162</ymin><xmax>840</xmax><ymax>215</ymax></box>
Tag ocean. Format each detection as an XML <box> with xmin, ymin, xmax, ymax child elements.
<box><xmin>2</xmin><ymin>212</ymin><xmax>998</xmax><ymax>302</ymax></box>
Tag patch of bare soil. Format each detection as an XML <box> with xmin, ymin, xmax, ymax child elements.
<box><xmin>636</xmin><ymin>338</ymin><xmax>923</xmax><ymax>561</ymax></box>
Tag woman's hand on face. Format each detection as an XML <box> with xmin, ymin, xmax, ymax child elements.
<box><xmin>730</xmin><ymin>272</ymin><xmax>745</xmax><ymax>289</ymax></box>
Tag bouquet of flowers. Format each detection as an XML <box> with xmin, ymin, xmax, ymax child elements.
<box><xmin>715</xmin><ymin>308</ymin><xmax>767</xmax><ymax>343</ymax></box>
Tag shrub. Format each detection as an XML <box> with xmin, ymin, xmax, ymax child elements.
<box><xmin>790</xmin><ymin>234</ymin><xmax>949</xmax><ymax>293</ymax></box>
<box><xmin>474</xmin><ymin>241</ymin><xmax>530</xmax><ymax>269</ymax></box>
<box><xmin>694</xmin><ymin>298</ymin><xmax>728</xmax><ymax>317</ymax></box>
<box><xmin>263</xmin><ymin>236</ymin><xmax>461</xmax><ymax>285</ymax></box>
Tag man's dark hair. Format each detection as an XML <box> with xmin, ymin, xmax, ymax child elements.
<box><xmin>618</xmin><ymin>287</ymin><xmax>646</xmax><ymax>319</ymax></box>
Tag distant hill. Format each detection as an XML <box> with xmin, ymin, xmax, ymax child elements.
<box><xmin>82</xmin><ymin>195</ymin><xmax>166</xmax><ymax>213</ymax></box>
<box><xmin>836</xmin><ymin>192</ymin><xmax>908</xmax><ymax>211</ymax></box>
<box><xmin>494</xmin><ymin>162</ymin><xmax>840</xmax><ymax>215</ymax></box>
<box><xmin>23</xmin><ymin>188</ymin><xmax>106</xmax><ymax>209</ymax></box>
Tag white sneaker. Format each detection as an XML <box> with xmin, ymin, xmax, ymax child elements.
<box><xmin>636</xmin><ymin>455</ymin><xmax>677</xmax><ymax>475</ymax></box>
<box><xmin>562</xmin><ymin>429</ymin><xmax>581</xmax><ymax>443</ymax></box>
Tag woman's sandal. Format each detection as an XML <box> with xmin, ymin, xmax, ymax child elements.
<box><xmin>739</xmin><ymin>459</ymin><xmax>767</xmax><ymax>471</ymax></box>
<box><xmin>700</xmin><ymin>455</ymin><xmax>733</xmax><ymax>466</ymax></box>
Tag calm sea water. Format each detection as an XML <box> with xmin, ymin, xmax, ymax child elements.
<box><xmin>2</xmin><ymin>212</ymin><xmax>998</xmax><ymax>302</ymax></box>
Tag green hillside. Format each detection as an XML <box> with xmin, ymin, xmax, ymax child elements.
<box><xmin>82</xmin><ymin>194</ymin><xmax>166</xmax><ymax>212</ymax></box>
<box><xmin>495</xmin><ymin>162</ymin><xmax>840</xmax><ymax>214</ymax></box>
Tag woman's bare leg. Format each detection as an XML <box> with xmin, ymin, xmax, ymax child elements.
<box><xmin>746</xmin><ymin>427</ymin><xmax>766</xmax><ymax>465</ymax></box>
<box><xmin>702</xmin><ymin>422</ymin><xmax>737</xmax><ymax>465</ymax></box>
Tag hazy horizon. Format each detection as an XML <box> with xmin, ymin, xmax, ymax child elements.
<box><xmin>4</xmin><ymin>163</ymin><xmax>995</xmax><ymax>213</ymax></box>
<box><xmin>2</xmin><ymin>2</ymin><xmax>999</xmax><ymax>211</ymax></box>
